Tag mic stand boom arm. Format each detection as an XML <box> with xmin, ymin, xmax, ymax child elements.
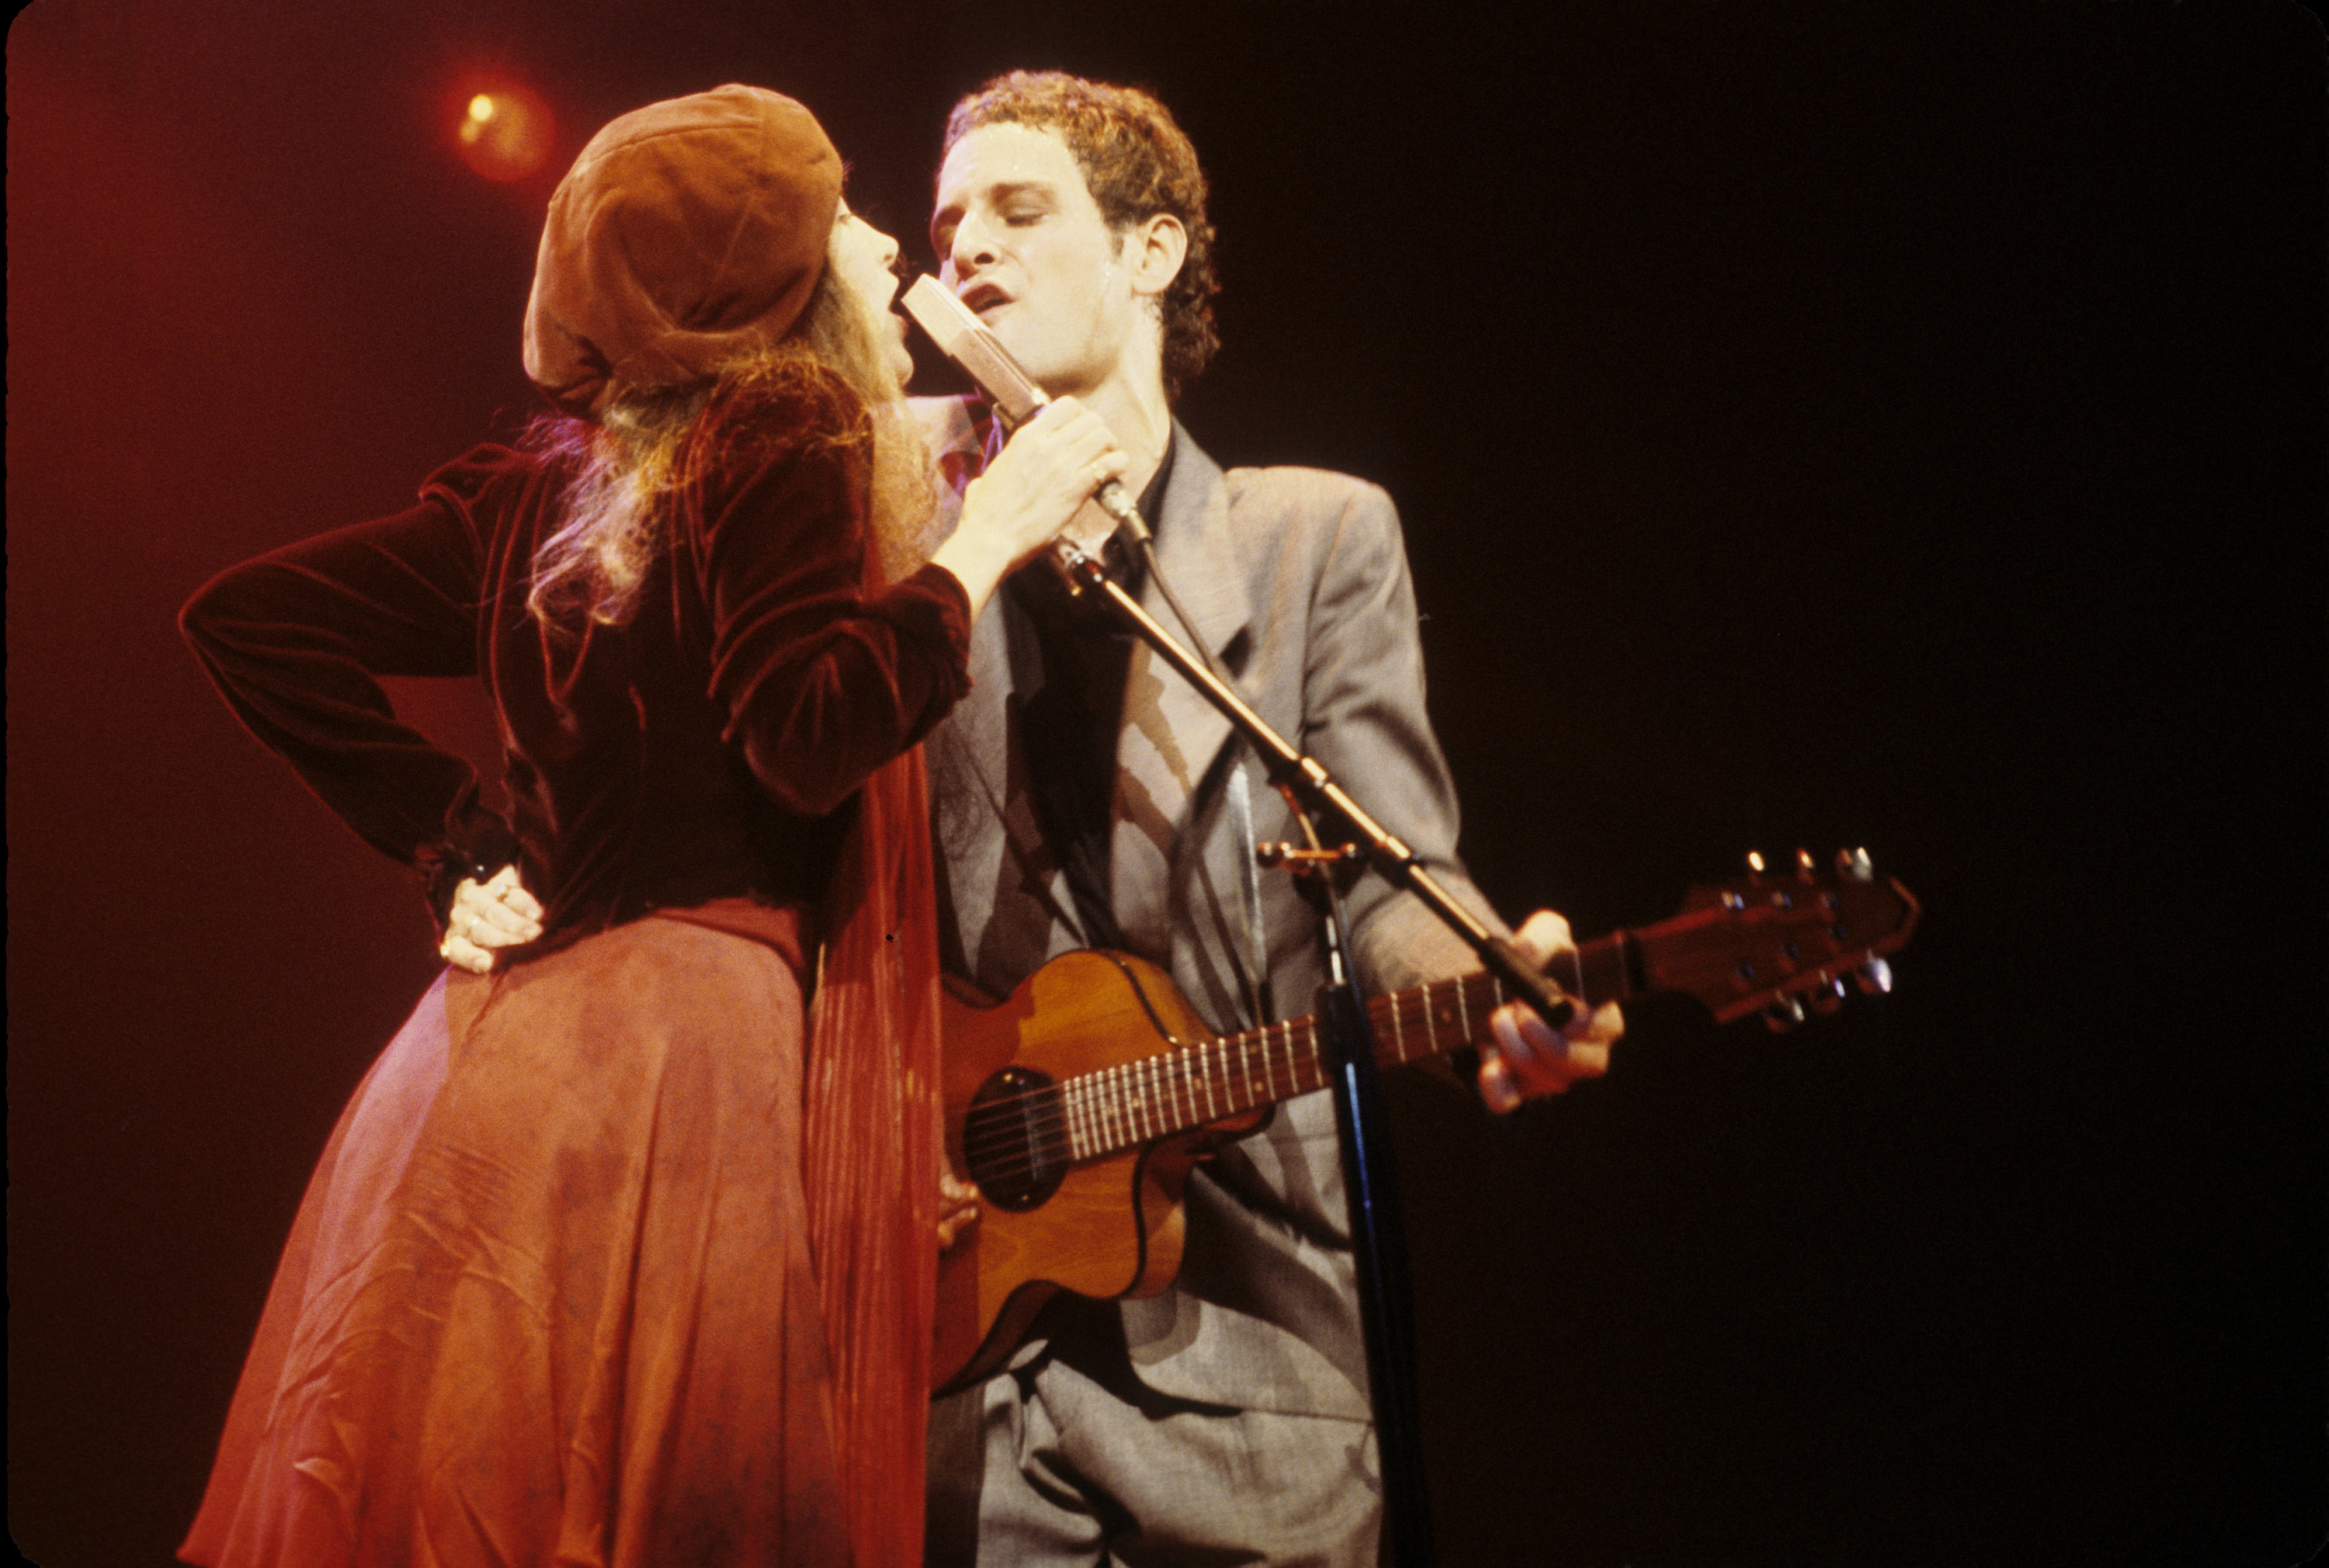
<box><xmin>1049</xmin><ymin>536</ymin><xmax>1578</xmax><ymax>1036</ymax></box>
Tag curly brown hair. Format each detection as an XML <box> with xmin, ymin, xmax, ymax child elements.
<box><xmin>943</xmin><ymin>71</ymin><xmax>1221</xmax><ymax>401</ymax></box>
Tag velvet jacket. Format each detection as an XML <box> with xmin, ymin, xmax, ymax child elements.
<box><xmin>182</xmin><ymin>369</ymin><xmax>972</xmax><ymax>949</ymax></box>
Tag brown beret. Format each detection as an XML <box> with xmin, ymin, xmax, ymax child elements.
<box><xmin>522</xmin><ymin>85</ymin><xmax>842</xmax><ymax>418</ymax></box>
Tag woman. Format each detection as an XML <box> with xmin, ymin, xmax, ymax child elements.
<box><xmin>178</xmin><ymin>85</ymin><xmax>1124</xmax><ymax>1567</ymax></box>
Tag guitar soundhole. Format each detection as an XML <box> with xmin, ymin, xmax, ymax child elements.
<box><xmin>963</xmin><ymin>1067</ymin><xmax>1071</xmax><ymax>1212</ymax></box>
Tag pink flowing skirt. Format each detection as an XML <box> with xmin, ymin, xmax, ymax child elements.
<box><xmin>182</xmin><ymin>904</ymin><xmax>859</xmax><ymax>1567</ymax></box>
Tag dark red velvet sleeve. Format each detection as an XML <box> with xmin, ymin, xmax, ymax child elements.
<box><xmin>179</xmin><ymin>449</ymin><xmax>522</xmax><ymax>911</ymax></box>
<box><xmin>685</xmin><ymin>375</ymin><xmax>973</xmax><ymax>817</ymax></box>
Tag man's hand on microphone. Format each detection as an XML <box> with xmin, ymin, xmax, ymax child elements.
<box><xmin>930</xmin><ymin>398</ymin><xmax>1127</xmax><ymax>618</ymax></box>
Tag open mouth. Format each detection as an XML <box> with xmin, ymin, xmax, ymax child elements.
<box><xmin>956</xmin><ymin>281</ymin><xmax>1010</xmax><ymax>317</ymax></box>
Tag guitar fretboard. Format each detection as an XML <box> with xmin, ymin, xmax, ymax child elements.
<box><xmin>1057</xmin><ymin>970</ymin><xmax>1515</xmax><ymax>1162</ymax></box>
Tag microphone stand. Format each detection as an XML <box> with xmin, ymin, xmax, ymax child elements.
<box><xmin>1050</xmin><ymin>535</ymin><xmax>1577</xmax><ymax>1568</ymax></box>
<box><xmin>1301</xmin><ymin>831</ymin><xmax>1434</xmax><ymax>1568</ymax></box>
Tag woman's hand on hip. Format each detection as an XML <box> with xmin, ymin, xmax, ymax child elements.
<box><xmin>440</xmin><ymin>864</ymin><xmax>545</xmax><ymax>974</ymax></box>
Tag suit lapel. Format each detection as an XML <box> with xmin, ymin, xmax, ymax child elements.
<box><xmin>915</xmin><ymin>397</ymin><xmax>1081</xmax><ymax>981</ymax></box>
<box><xmin>919</xmin><ymin>404</ymin><xmax>1261</xmax><ymax>981</ymax></box>
<box><xmin>1110</xmin><ymin>428</ymin><xmax>1254</xmax><ymax>957</ymax></box>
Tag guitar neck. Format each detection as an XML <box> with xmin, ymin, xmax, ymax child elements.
<box><xmin>1372</xmin><ymin>930</ymin><xmax>1637</xmax><ymax>1070</ymax></box>
<box><xmin>1051</xmin><ymin>933</ymin><xmax>1639</xmax><ymax>1165</ymax></box>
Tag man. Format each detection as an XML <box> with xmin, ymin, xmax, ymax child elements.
<box><xmin>914</xmin><ymin>72</ymin><xmax>1623</xmax><ymax>1566</ymax></box>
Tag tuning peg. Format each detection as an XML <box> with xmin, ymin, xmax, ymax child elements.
<box><xmin>1762</xmin><ymin>996</ymin><xmax>1807</xmax><ymax>1032</ymax></box>
<box><xmin>1796</xmin><ymin>848</ymin><xmax>1816</xmax><ymax>878</ymax></box>
<box><xmin>1855</xmin><ymin>957</ymin><xmax>1893</xmax><ymax>995</ymax></box>
<box><xmin>1747</xmin><ymin>850</ymin><xmax>1767</xmax><ymax>875</ymax></box>
<box><xmin>1808</xmin><ymin>977</ymin><xmax>1846</xmax><ymax>1015</ymax></box>
<box><xmin>1837</xmin><ymin>847</ymin><xmax>1875</xmax><ymax>883</ymax></box>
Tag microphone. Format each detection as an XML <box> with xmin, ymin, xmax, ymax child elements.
<box><xmin>899</xmin><ymin>275</ymin><xmax>1147</xmax><ymax>541</ymax></box>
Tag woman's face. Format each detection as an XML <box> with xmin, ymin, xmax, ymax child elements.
<box><xmin>829</xmin><ymin>206</ymin><xmax>914</xmax><ymax>386</ymax></box>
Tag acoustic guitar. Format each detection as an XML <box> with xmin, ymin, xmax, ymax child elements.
<box><xmin>934</xmin><ymin>850</ymin><xmax>1919</xmax><ymax>1393</ymax></box>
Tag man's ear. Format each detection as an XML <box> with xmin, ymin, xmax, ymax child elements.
<box><xmin>1126</xmin><ymin>213</ymin><xmax>1189</xmax><ymax>300</ymax></box>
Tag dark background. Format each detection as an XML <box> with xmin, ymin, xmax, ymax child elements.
<box><xmin>9</xmin><ymin>2</ymin><xmax>2324</xmax><ymax>1563</ymax></box>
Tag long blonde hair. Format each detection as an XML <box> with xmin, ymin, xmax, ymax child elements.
<box><xmin>526</xmin><ymin>261</ymin><xmax>934</xmax><ymax>628</ymax></box>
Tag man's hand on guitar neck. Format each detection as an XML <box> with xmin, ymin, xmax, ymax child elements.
<box><xmin>1477</xmin><ymin>909</ymin><xmax>1625</xmax><ymax>1113</ymax></box>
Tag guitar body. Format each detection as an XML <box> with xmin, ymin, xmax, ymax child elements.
<box><xmin>935</xmin><ymin>950</ymin><xmax>1263</xmax><ymax>1394</ymax></box>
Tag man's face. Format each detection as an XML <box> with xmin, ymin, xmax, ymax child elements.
<box><xmin>931</xmin><ymin>123</ymin><xmax>1143</xmax><ymax>398</ymax></box>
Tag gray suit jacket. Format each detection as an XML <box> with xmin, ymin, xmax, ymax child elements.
<box><xmin>915</xmin><ymin>397</ymin><xmax>1500</xmax><ymax>1422</ymax></box>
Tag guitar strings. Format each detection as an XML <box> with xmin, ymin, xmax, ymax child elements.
<box><xmin>956</xmin><ymin>973</ymin><xmax>1507</xmax><ymax>1189</ymax></box>
<box><xmin>955</xmin><ymin>972</ymin><xmax>1498</xmax><ymax>1150</ymax></box>
<box><xmin>960</xmin><ymin>1029</ymin><xmax>1328</xmax><ymax>1172</ymax></box>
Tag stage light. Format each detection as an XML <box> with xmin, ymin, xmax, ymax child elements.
<box><xmin>453</xmin><ymin>85</ymin><xmax>554</xmax><ymax>182</ymax></box>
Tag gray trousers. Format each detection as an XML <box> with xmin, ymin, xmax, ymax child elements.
<box><xmin>925</xmin><ymin>1303</ymin><xmax>1381</xmax><ymax>1568</ymax></box>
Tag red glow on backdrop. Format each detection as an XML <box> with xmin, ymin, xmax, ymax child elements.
<box><xmin>453</xmin><ymin>85</ymin><xmax>554</xmax><ymax>181</ymax></box>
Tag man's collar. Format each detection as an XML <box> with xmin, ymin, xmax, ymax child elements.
<box><xmin>1134</xmin><ymin>430</ymin><xmax>1178</xmax><ymax>539</ymax></box>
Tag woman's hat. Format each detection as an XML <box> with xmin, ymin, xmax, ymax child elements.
<box><xmin>522</xmin><ymin>84</ymin><xmax>841</xmax><ymax>418</ymax></box>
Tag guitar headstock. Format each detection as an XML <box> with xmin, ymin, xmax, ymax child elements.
<box><xmin>1648</xmin><ymin>848</ymin><xmax>1920</xmax><ymax>1029</ymax></box>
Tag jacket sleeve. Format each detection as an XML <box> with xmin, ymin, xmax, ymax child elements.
<box><xmin>688</xmin><ymin>375</ymin><xmax>973</xmax><ymax>817</ymax></box>
<box><xmin>179</xmin><ymin>455</ymin><xmax>519</xmax><ymax>916</ymax></box>
<box><xmin>1296</xmin><ymin>478</ymin><xmax>1508</xmax><ymax>993</ymax></box>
